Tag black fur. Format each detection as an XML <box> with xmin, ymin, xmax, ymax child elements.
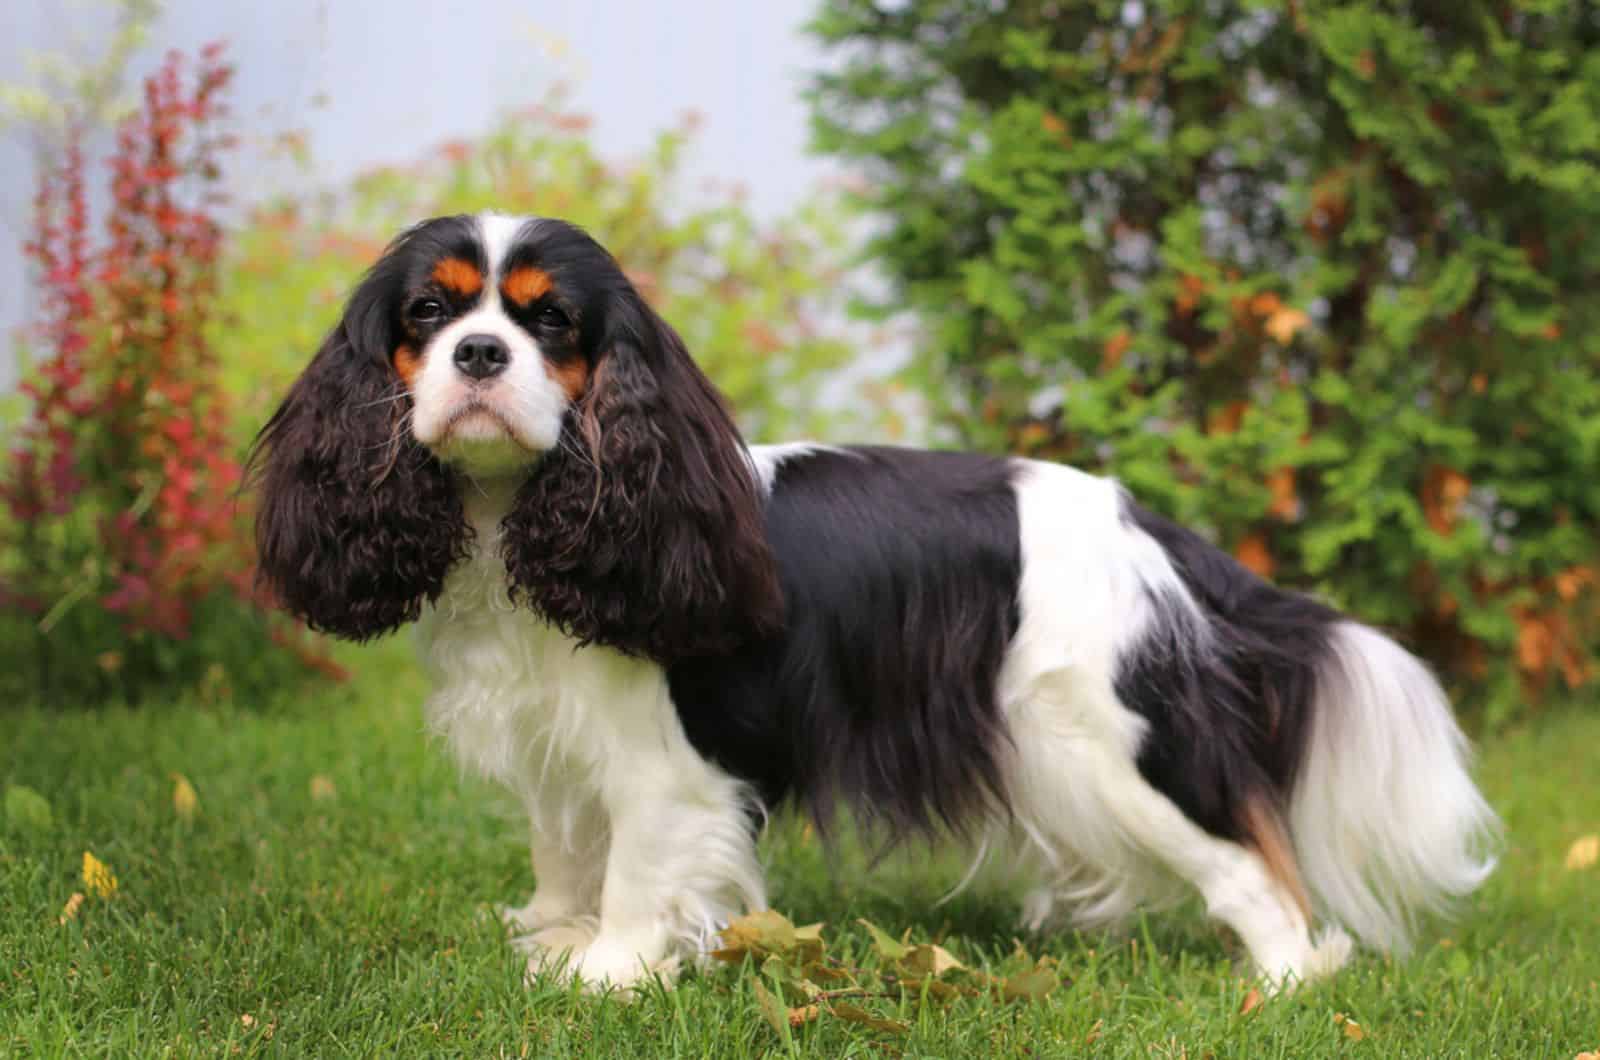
<box><xmin>1115</xmin><ymin>500</ymin><xmax>1339</xmax><ymax>840</ymax></box>
<box><xmin>500</xmin><ymin>223</ymin><xmax>784</xmax><ymax>662</ymax></box>
<box><xmin>248</xmin><ymin>217</ymin><xmax>480</xmax><ymax>640</ymax></box>
<box><xmin>667</xmin><ymin>446</ymin><xmax>1022</xmax><ymax>840</ymax></box>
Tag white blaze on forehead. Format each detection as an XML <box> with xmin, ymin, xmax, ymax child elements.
<box><xmin>478</xmin><ymin>212</ymin><xmax>533</xmax><ymax>283</ymax></box>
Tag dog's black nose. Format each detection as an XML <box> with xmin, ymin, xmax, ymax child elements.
<box><xmin>453</xmin><ymin>334</ymin><xmax>510</xmax><ymax>381</ymax></box>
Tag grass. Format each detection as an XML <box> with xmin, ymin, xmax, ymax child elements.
<box><xmin>3</xmin><ymin>640</ymin><xmax>1598</xmax><ymax>1058</ymax></box>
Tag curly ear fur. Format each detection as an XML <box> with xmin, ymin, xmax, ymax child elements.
<box><xmin>502</xmin><ymin>292</ymin><xmax>783</xmax><ymax>661</ymax></box>
<box><xmin>249</xmin><ymin>251</ymin><xmax>470</xmax><ymax>641</ymax></box>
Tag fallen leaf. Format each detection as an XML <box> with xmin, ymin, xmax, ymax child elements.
<box><xmin>1085</xmin><ymin>1018</ymin><xmax>1104</xmax><ymax>1045</ymax></box>
<box><xmin>1334</xmin><ymin>1012</ymin><xmax>1368</xmax><ymax>1041</ymax></box>
<box><xmin>5</xmin><ymin>785</ymin><xmax>52</xmax><ymax>832</ymax></box>
<box><xmin>309</xmin><ymin>775</ymin><xmax>337</xmax><ymax>802</ymax></box>
<box><xmin>717</xmin><ymin>909</ymin><xmax>799</xmax><ymax>962</ymax></box>
<box><xmin>897</xmin><ymin>943</ymin><xmax>965</xmax><ymax>977</ymax></box>
<box><xmin>751</xmin><ymin>978</ymin><xmax>788</xmax><ymax>1038</ymax></box>
<box><xmin>240</xmin><ymin>1014</ymin><xmax>256</xmax><ymax>1030</ymax></box>
<box><xmin>59</xmin><ymin>892</ymin><xmax>84</xmax><ymax>924</ymax></box>
<box><xmin>857</xmin><ymin>918</ymin><xmax>911</xmax><ymax>962</ymax></box>
<box><xmin>1566</xmin><ymin>835</ymin><xmax>1599</xmax><ymax>871</ymax></box>
<box><xmin>1001</xmin><ymin>964</ymin><xmax>1060</xmax><ymax>1002</ymax></box>
<box><xmin>172</xmin><ymin>773</ymin><xmax>199</xmax><ymax>821</ymax></box>
<box><xmin>897</xmin><ymin>977</ymin><xmax>965</xmax><ymax>1002</ymax></box>
<box><xmin>787</xmin><ymin>1003</ymin><xmax>821</xmax><ymax>1027</ymax></box>
<box><xmin>81</xmin><ymin>851</ymin><xmax>118</xmax><ymax>899</ymax></box>
<box><xmin>1239</xmin><ymin>987</ymin><xmax>1264</xmax><ymax>1014</ymax></box>
<box><xmin>829</xmin><ymin>1001</ymin><xmax>910</xmax><ymax>1035</ymax></box>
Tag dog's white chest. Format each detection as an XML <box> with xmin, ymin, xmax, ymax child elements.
<box><xmin>414</xmin><ymin>489</ymin><xmax>670</xmax><ymax>800</ymax></box>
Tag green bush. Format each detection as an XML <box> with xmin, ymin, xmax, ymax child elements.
<box><xmin>809</xmin><ymin>0</ymin><xmax>1600</xmax><ymax>723</ymax></box>
<box><xmin>215</xmin><ymin>93</ymin><xmax>866</xmax><ymax>447</ymax></box>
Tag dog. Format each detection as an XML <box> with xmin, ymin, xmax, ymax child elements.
<box><xmin>251</xmin><ymin>212</ymin><xmax>1498</xmax><ymax>992</ymax></box>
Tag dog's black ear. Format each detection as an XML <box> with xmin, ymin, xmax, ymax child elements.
<box><xmin>248</xmin><ymin>246</ymin><xmax>469</xmax><ymax>641</ymax></box>
<box><xmin>501</xmin><ymin>286</ymin><xmax>783</xmax><ymax>661</ymax></box>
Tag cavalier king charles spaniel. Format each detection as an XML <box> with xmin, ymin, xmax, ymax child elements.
<box><xmin>252</xmin><ymin>213</ymin><xmax>1497</xmax><ymax>992</ymax></box>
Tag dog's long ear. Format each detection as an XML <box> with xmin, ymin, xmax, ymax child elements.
<box><xmin>502</xmin><ymin>287</ymin><xmax>783</xmax><ymax>661</ymax></box>
<box><xmin>248</xmin><ymin>251</ymin><xmax>469</xmax><ymax>641</ymax></box>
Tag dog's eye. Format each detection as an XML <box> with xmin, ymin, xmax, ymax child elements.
<box><xmin>408</xmin><ymin>298</ymin><xmax>445</xmax><ymax>323</ymax></box>
<box><xmin>536</xmin><ymin>305</ymin><xmax>571</xmax><ymax>329</ymax></box>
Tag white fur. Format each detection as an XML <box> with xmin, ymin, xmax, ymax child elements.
<box><xmin>746</xmin><ymin>442</ymin><xmax>851</xmax><ymax>492</ymax></box>
<box><xmin>983</xmin><ymin>459</ymin><xmax>1488</xmax><ymax>987</ymax></box>
<box><xmin>417</xmin><ymin>481</ymin><xmax>765</xmax><ymax>992</ymax></box>
<box><xmin>408</xmin><ymin>426</ymin><xmax>1489</xmax><ymax>991</ymax></box>
<box><xmin>1290</xmin><ymin>622</ymin><xmax>1499</xmax><ymax>951</ymax></box>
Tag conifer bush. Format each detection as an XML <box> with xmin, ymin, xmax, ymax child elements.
<box><xmin>810</xmin><ymin>0</ymin><xmax>1600</xmax><ymax>721</ymax></box>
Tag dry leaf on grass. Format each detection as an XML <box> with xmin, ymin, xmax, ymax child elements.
<box><xmin>1239</xmin><ymin>988</ymin><xmax>1264</xmax><ymax>1014</ymax></box>
<box><xmin>309</xmin><ymin>775</ymin><xmax>337</xmax><ymax>802</ymax></box>
<box><xmin>171</xmin><ymin>773</ymin><xmax>199</xmax><ymax>821</ymax></box>
<box><xmin>81</xmin><ymin>851</ymin><xmax>118</xmax><ymax>899</ymax></box>
<box><xmin>59</xmin><ymin>892</ymin><xmax>84</xmax><ymax>924</ymax></box>
<box><xmin>1565</xmin><ymin>835</ymin><xmax>1599</xmax><ymax>871</ymax></box>
<box><xmin>1334</xmin><ymin>1013</ymin><xmax>1368</xmax><ymax>1041</ymax></box>
<box><xmin>829</xmin><ymin>1001</ymin><xmax>910</xmax><ymax>1035</ymax></box>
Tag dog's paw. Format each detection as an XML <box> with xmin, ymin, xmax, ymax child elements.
<box><xmin>1255</xmin><ymin>926</ymin><xmax>1354</xmax><ymax>995</ymax></box>
<box><xmin>526</xmin><ymin>936</ymin><xmax>680</xmax><ymax>997</ymax></box>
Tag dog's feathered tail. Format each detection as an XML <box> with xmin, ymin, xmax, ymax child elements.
<box><xmin>1290</xmin><ymin>622</ymin><xmax>1500</xmax><ymax>952</ymax></box>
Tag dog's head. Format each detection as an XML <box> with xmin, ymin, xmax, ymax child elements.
<box><xmin>250</xmin><ymin>213</ymin><xmax>781</xmax><ymax>658</ymax></box>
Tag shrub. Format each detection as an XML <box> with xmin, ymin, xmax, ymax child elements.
<box><xmin>1</xmin><ymin>46</ymin><xmax>328</xmax><ymax>704</ymax></box>
<box><xmin>215</xmin><ymin>92</ymin><xmax>870</xmax><ymax>447</ymax></box>
<box><xmin>809</xmin><ymin>0</ymin><xmax>1600</xmax><ymax>723</ymax></box>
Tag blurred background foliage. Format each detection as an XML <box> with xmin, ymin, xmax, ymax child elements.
<box><xmin>809</xmin><ymin>0</ymin><xmax>1600</xmax><ymax>724</ymax></box>
<box><xmin>215</xmin><ymin>93</ymin><xmax>868</xmax><ymax>448</ymax></box>
<box><xmin>5</xmin><ymin>0</ymin><xmax>1600</xmax><ymax>727</ymax></box>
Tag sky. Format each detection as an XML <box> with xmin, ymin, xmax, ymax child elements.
<box><xmin>0</xmin><ymin>0</ymin><xmax>839</xmax><ymax>389</ymax></box>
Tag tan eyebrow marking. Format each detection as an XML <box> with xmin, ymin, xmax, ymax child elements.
<box><xmin>431</xmin><ymin>257</ymin><xmax>483</xmax><ymax>297</ymax></box>
<box><xmin>501</xmin><ymin>265</ymin><xmax>553</xmax><ymax>306</ymax></box>
<box><xmin>393</xmin><ymin>344</ymin><xmax>421</xmax><ymax>387</ymax></box>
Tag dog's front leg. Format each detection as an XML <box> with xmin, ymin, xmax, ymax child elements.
<box><xmin>559</xmin><ymin>757</ymin><xmax>766</xmax><ymax>993</ymax></box>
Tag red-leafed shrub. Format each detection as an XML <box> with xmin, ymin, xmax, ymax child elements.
<box><xmin>1</xmin><ymin>45</ymin><xmax>336</xmax><ymax>704</ymax></box>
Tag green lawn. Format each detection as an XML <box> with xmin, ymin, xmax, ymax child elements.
<box><xmin>3</xmin><ymin>640</ymin><xmax>1598</xmax><ymax>1058</ymax></box>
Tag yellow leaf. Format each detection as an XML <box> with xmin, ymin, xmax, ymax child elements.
<box><xmin>1265</xmin><ymin>306</ymin><xmax>1311</xmax><ymax>344</ymax></box>
<box><xmin>1566</xmin><ymin>835</ymin><xmax>1599</xmax><ymax>871</ymax></box>
<box><xmin>1239</xmin><ymin>987</ymin><xmax>1264</xmax><ymax>1014</ymax></box>
<box><xmin>59</xmin><ymin>892</ymin><xmax>84</xmax><ymax>924</ymax></box>
<box><xmin>82</xmin><ymin>851</ymin><xmax>118</xmax><ymax>899</ymax></box>
<box><xmin>787</xmin><ymin>1003</ymin><xmax>821</xmax><ymax>1027</ymax></box>
<box><xmin>829</xmin><ymin>1001</ymin><xmax>910</xmax><ymax>1034</ymax></box>
<box><xmin>751</xmin><ymin>978</ymin><xmax>788</xmax><ymax>1038</ymax></box>
<box><xmin>1334</xmin><ymin>1013</ymin><xmax>1368</xmax><ymax>1041</ymax></box>
<box><xmin>898</xmin><ymin>943</ymin><xmax>965</xmax><ymax>977</ymax></box>
<box><xmin>172</xmin><ymin>773</ymin><xmax>199</xmax><ymax>821</ymax></box>
<box><xmin>309</xmin><ymin>775</ymin><xmax>337</xmax><ymax>802</ymax></box>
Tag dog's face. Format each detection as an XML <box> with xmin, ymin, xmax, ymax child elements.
<box><xmin>367</xmin><ymin>215</ymin><xmax>618</xmax><ymax>477</ymax></box>
<box><xmin>250</xmin><ymin>213</ymin><xmax>782</xmax><ymax>656</ymax></box>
